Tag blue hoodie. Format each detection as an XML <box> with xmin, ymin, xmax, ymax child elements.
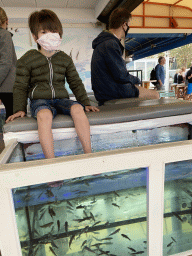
<box><xmin>91</xmin><ymin>31</ymin><xmax>140</xmax><ymax>104</ymax></box>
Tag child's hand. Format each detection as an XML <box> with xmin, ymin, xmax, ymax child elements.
<box><xmin>85</xmin><ymin>106</ymin><xmax>100</xmax><ymax>112</ymax></box>
<box><xmin>6</xmin><ymin>111</ymin><xmax>26</xmax><ymax>123</ymax></box>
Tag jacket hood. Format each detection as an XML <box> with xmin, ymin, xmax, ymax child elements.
<box><xmin>92</xmin><ymin>31</ymin><xmax>124</xmax><ymax>52</ymax></box>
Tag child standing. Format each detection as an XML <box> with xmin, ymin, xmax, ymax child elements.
<box><xmin>6</xmin><ymin>9</ymin><xmax>99</xmax><ymax>158</ymax></box>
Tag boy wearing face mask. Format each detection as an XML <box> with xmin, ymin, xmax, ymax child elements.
<box><xmin>91</xmin><ymin>7</ymin><xmax>159</xmax><ymax>106</ymax></box>
<box><xmin>6</xmin><ymin>9</ymin><xmax>99</xmax><ymax>159</ymax></box>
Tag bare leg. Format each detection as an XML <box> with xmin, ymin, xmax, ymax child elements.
<box><xmin>37</xmin><ymin>109</ymin><xmax>54</xmax><ymax>159</ymax></box>
<box><xmin>136</xmin><ymin>85</ymin><xmax>160</xmax><ymax>99</ymax></box>
<box><xmin>71</xmin><ymin>104</ymin><xmax>92</xmax><ymax>153</ymax></box>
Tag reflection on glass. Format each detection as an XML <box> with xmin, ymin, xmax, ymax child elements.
<box><xmin>8</xmin><ymin>124</ymin><xmax>189</xmax><ymax>163</ymax></box>
<box><xmin>164</xmin><ymin>160</ymin><xmax>192</xmax><ymax>255</ymax></box>
<box><xmin>12</xmin><ymin>168</ymin><xmax>148</xmax><ymax>255</ymax></box>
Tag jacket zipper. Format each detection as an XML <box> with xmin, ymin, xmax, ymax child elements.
<box><xmin>31</xmin><ymin>85</ymin><xmax>38</xmax><ymax>99</ymax></box>
<box><xmin>47</xmin><ymin>57</ymin><xmax>55</xmax><ymax>99</ymax></box>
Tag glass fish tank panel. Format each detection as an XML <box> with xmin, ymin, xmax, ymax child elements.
<box><xmin>163</xmin><ymin>160</ymin><xmax>192</xmax><ymax>255</ymax></box>
<box><xmin>8</xmin><ymin>124</ymin><xmax>189</xmax><ymax>163</ymax></box>
<box><xmin>12</xmin><ymin>168</ymin><xmax>148</xmax><ymax>256</ymax></box>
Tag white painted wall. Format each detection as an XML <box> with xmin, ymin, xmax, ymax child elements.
<box><xmin>5</xmin><ymin>7</ymin><xmax>97</xmax><ymax>25</ymax></box>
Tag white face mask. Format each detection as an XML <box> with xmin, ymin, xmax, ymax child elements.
<box><xmin>37</xmin><ymin>32</ymin><xmax>62</xmax><ymax>51</ymax></box>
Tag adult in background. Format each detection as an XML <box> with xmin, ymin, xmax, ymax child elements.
<box><xmin>173</xmin><ymin>69</ymin><xmax>179</xmax><ymax>84</ymax></box>
<box><xmin>155</xmin><ymin>56</ymin><xmax>166</xmax><ymax>90</ymax></box>
<box><xmin>91</xmin><ymin>7</ymin><xmax>159</xmax><ymax>106</ymax></box>
<box><xmin>181</xmin><ymin>67</ymin><xmax>186</xmax><ymax>82</ymax></box>
<box><xmin>0</xmin><ymin>7</ymin><xmax>17</xmax><ymax>119</ymax></box>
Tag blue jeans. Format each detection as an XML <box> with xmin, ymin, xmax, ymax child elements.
<box><xmin>30</xmin><ymin>98</ymin><xmax>84</xmax><ymax>119</ymax></box>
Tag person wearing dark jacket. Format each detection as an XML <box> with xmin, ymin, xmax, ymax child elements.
<box><xmin>91</xmin><ymin>7</ymin><xmax>159</xmax><ymax>105</ymax></box>
<box><xmin>0</xmin><ymin>7</ymin><xmax>17</xmax><ymax>119</ymax></box>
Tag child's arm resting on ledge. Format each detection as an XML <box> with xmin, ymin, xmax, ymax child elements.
<box><xmin>6</xmin><ymin>111</ymin><xmax>26</xmax><ymax>123</ymax></box>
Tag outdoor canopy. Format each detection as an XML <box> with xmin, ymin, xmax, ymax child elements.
<box><xmin>125</xmin><ymin>33</ymin><xmax>192</xmax><ymax>60</ymax></box>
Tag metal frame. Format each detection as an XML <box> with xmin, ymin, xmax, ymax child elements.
<box><xmin>1</xmin><ymin>140</ymin><xmax>192</xmax><ymax>255</ymax></box>
<box><xmin>131</xmin><ymin>1</ymin><xmax>192</xmax><ymax>29</ymax></box>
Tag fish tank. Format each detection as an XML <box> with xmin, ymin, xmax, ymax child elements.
<box><xmin>12</xmin><ymin>167</ymin><xmax>148</xmax><ymax>256</ymax></box>
<box><xmin>1</xmin><ymin>140</ymin><xmax>192</xmax><ymax>256</ymax></box>
<box><xmin>163</xmin><ymin>160</ymin><xmax>192</xmax><ymax>255</ymax></box>
<box><xmin>5</xmin><ymin>123</ymin><xmax>189</xmax><ymax>163</ymax></box>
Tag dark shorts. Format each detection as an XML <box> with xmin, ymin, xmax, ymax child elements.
<box><xmin>30</xmin><ymin>98</ymin><xmax>84</xmax><ymax>119</ymax></box>
<box><xmin>118</xmin><ymin>84</ymin><xmax>139</xmax><ymax>99</ymax></box>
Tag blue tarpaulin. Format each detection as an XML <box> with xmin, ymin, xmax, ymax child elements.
<box><xmin>125</xmin><ymin>33</ymin><xmax>192</xmax><ymax>60</ymax></box>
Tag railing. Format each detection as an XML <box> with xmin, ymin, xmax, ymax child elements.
<box><xmin>127</xmin><ymin>69</ymin><xmax>143</xmax><ymax>84</ymax></box>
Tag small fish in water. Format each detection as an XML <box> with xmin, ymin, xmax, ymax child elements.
<box><xmin>48</xmin><ymin>207</ymin><xmax>56</xmax><ymax>218</ymax></box>
<box><xmin>167</xmin><ymin>241</ymin><xmax>173</xmax><ymax>247</ymax></box>
<box><xmin>102</xmin><ymin>237</ymin><xmax>113</xmax><ymax>241</ymax></box>
<box><xmin>46</xmin><ymin>189</ymin><xmax>54</xmax><ymax>198</ymax></box>
<box><xmin>93</xmin><ymin>236</ymin><xmax>102</xmax><ymax>241</ymax></box>
<box><xmin>128</xmin><ymin>247</ymin><xmax>136</xmax><ymax>252</ymax></box>
<box><xmin>98</xmin><ymin>249</ymin><xmax>110</xmax><ymax>255</ymax></box>
<box><xmin>66</xmin><ymin>200</ymin><xmax>73</xmax><ymax>207</ymax></box>
<box><xmin>104</xmin><ymin>175</ymin><xmax>114</xmax><ymax>180</ymax></box>
<box><xmin>69</xmin><ymin>234</ymin><xmax>75</xmax><ymax>248</ymax></box>
<box><xmin>171</xmin><ymin>237</ymin><xmax>176</xmax><ymax>243</ymax></box>
<box><xmin>83</xmin><ymin>210</ymin><xmax>88</xmax><ymax>217</ymax></box>
<box><xmin>57</xmin><ymin>220</ymin><xmax>60</xmax><ymax>232</ymax></box>
<box><xmin>113</xmin><ymin>191</ymin><xmax>120</xmax><ymax>197</ymax></box>
<box><xmin>49</xmin><ymin>246</ymin><xmax>57</xmax><ymax>256</ymax></box>
<box><xmin>81</xmin><ymin>226</ymin><xmax>89</xmax><ymax>234</ymax></box>
<box><xmin>84</xmin><ymin>246</ymin><xmax>97</xmax><ymax>253</ymax></box>
<box><xmin>67</xmin><ymin>206</ymin><xmax>73</xmax><ymax>210</ymax></box>
<box><xmin>22</xmin><ymin>192</ymin><xmax>32</xmax><ymax>202</ymax></box>
<box><xmin>76</xmin><ymin>191</ymin><xmax>88</xmax><ymax>194</ymax></box>
<box><xmin>79</xmin><ymin>225</ymin><xmax>89</xmax><ymax>237</ymax></box>
<box><xmin>90</xmin><ymin>199</ymin><xmax>96</xmax><ymax>204</ymax></box>
<box><xmin>91</xmin><ymin>243</ymin><xmax>103</xmax><ymax>247</ymax></box>
<box><xmin>65</xmin><ymin>221</ymin><xmax>68</xmax><ymax>232</ymax></box>
<box><xmin>39</xmin><ymin>210</ymin><xmax>46</xmax><ymax>220</ymax></box>
<box><xmin>38</xmin><ymin>191</ymin><xmax>44</xmax><ymax>199</ymax></box>
<box><xmin>40</xmin><ymin>222</ymin><xmax>53</xmax><ymax>228</ymax></box>
<box><xmin>173</xmin><ymin>212</ymin><xmax>183</xmax><ymax>222</ymax></box>
<box><xmin>132</xmin><ymin>251</ymin><xmax>145</xmax><ymax>255</ymax></box>
<box><xmin>33</xmin><ymin>246</ymin><xmax>40</xmax><ymax>256</ymax></box>
<box><xmin>102</xmin><ymin>242</ymin><xmax>113</xmax><ymax>245</ymax></box>
<box><xmin>84</xmin><ymin>180</ymin><xmax>90</xmax><ymax>186</ymax></box>
<box><xmin>112</xmin><ymin>203</ymin><xmax>120</xmax><ymax>208</ymax></box>
<box><xmin>92</xmin><ymin>221</ymin><xmax>101</xmax><ymax>227</ymax></box>
<box><xmin>121</xmin><ymin>234</ymin><xmax>131</xmax><ymax>240</ymax></box>
<box><xmin>81</xmin><ymin>240</ymin><xmax>87</xmax><ymax>247</ymax></box>
<box><xmin>49</xmin><ymin>225</ymin><xmax>54</xmax><ymax>234</ymax></box>
<box><xmin>33</xmin><ymin>229</ymin><xmax>40</xmax><ymax>236</ymax></box>
<box><xmin>40</xmin><ymin>207</ymin><xmax>46</xmax><ymax>212</ymax></box>
<box><xmin>79</xmin><ymin>217</ymin><xmax>92</xmax><ymax>222</ymax></box>
<box><xmin>90</xmin><ymin>212</ymin><xmax>95</xmax><ymax>221</ymax></box>
<box><xmin>51</xmin><ymin>240</ymin><xmax>58</xmax><ymax>249</ymax></box>
<box><xmin>76</xmin><ymin>205</ymin><xmax>85</xmax><ymax>209</ymax></box>
<box><xmin>109</xmin><ymin>228</ymin><xmax>120</xmax><ymax>236</ymax></box>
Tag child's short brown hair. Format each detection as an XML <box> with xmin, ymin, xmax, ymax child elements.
<box><xmin>0</xmin><ymin>7</ymin><xmax>8</xmax><ymax>27</ymax></box>
<box><xmin>28</xmin><ymin>9</ymin><xmax>63</xmax><ymax>49</ymax></box>
<box><xmin>109</xmin><ymin>7</ymin><xmax>131</xmax><ymax>29</ymax></box>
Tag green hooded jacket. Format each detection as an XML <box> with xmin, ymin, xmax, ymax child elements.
<box><xmin>13</xmin><ymin>49</ymin><xmax>90</xmax><ymax>114</ymax></box>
